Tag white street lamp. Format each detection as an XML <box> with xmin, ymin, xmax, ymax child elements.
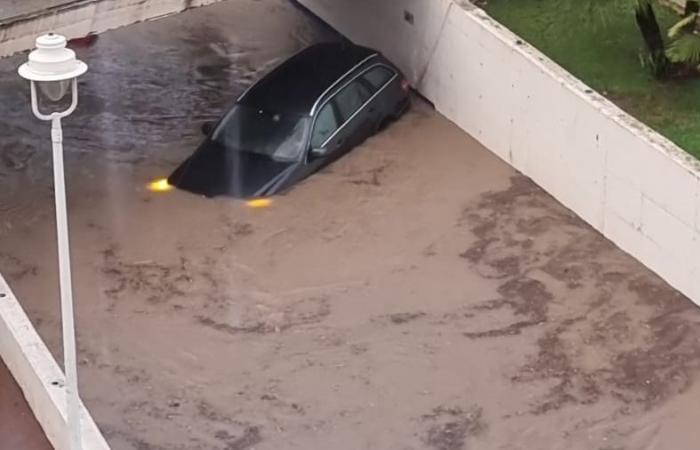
<box><xmin>18</xmin><ymin>33</ymin><xmax>88</xmax><ymax>450</ymax></box>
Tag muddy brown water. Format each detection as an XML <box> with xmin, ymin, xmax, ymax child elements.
<box><xmin>0</xmin><ymin>359</ymin><xmax>52</xmax><ymax>450</ymax></box>
<box><xmin>2</xmin><ymin>1</ymin><xmax>700</xmax><ymax>449</ymax></box>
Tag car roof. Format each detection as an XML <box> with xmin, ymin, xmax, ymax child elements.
<box><xmin>240</xmin><ymin>42</ymin><xmax>378</xmax><ymax>114</ymax></box>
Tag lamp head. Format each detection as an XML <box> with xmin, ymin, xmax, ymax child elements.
<box><xmin>18</xmin><ymin>33</ymin><xmax>87</xmax><ymax>102</ymax></box>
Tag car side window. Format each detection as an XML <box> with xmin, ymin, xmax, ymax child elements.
<box><xmin>311</xmin><ymin>102</ymin><xmax>339</xmax><ymax>148</ymax></box>
<box><xmin>334</xmin><ymin>79</ymin><xmax>372</xmax><ymax>123</ymax></box>
<box><xmin>362</xmin><ymin>66</ymin><xmax>394</xmax><ymax>93</ymax></box>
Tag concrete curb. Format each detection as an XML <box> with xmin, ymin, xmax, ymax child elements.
<box><xmin>0</xmin><ymin>273</ymin><xmax>110</xmax><ymax>450</ymax></box>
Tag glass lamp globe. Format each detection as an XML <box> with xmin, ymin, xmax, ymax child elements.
<box><xmin>18</xmin><ymin>33</ymin><xmax>87</xmax><ymax>102</ymax></box>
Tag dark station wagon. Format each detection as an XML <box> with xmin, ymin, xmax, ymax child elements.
<box><xmin>168</xmin><ymin>42</ymin><xmax>411</xmax><ymax>198</ymax></box>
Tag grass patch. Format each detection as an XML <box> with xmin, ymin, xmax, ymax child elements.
<box><xmin>483</xmin><ymin>0</ymin><xmax>700</xmax><ymax>159</ymax></box>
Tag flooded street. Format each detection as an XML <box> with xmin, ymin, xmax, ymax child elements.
<box><xmin>0</xmin><ymin>359</ymin><xmax>52</xmax><ymax>450</ymax></box>
<box><xmin>3</xmin><ymin>1</ymin><xmax>700</xmax><ymax>449</ymax></box>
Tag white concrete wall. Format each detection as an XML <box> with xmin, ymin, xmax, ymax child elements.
<box><xmin>293</xmin><ymin>0</ymin><xmax>452</xmax><ymax>85</ymax></box>
<box><xmin>0</xmin><ymin>274</ymin><xmax>110</xmax><ymax>450</ymax></box>
<box><xmin>0</xmin><ymin>0</ymin><xmax>224</xmax><ymax>58</ymax></box>
<box><xmin>297</xmin><ymin>0</ymin><xmax>700</xmax><ymax>303</ymax></box>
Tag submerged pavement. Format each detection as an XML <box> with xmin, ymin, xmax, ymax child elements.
<box><xmin>2</xmin><ymin>1</ymin><xmax>700</xmax><ymax>449</ymax></box>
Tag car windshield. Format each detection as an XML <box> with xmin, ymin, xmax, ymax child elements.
<box><xmin>211</xmin><ymin>105</ymin><xmax>309</xmax><ymax>162</ymax></box>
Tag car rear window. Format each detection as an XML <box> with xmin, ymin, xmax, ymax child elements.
<box><xmin>362</xmin><ymin>66</ymin><xmax>394</xmax><ymax>92</ymax></box>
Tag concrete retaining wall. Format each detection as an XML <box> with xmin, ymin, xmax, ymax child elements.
<box><xmin>0</xmin><ymin>274</ymin><xmax>109</xmax><ymax>450</ymax></box>
<box><xmin>297</xmin><ymin>0</ymin><xmax>700</xmax><ymax>303</ymax></box>
<box><xmin>0</xmin><ymin>0</ymin><xmax>223</xmax><ymax>58</ymax></box>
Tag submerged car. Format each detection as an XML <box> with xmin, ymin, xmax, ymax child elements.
<box><xmin>168</xmin><ymin>42</ymin><xmax>410</xmax><ymax>198</ymax></box>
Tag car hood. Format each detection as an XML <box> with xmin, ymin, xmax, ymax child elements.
<box><xmin>168</xmin><ymin>140</ymin><xmax>296</xmax><ymax>198</ymax></box>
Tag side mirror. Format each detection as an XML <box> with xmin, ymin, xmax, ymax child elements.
<box><xmin>201</xmin><ymin>121</ymin><xmax>214</xmax><ymax>136</ymax></box>
<box><xmin>310</xmin><ymin>147</ymin><xmax>328</xmax><ymax>158</ymax></box>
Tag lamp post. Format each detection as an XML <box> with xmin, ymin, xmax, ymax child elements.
<box><xmin>18</xmin><ymin>33</ymin><xmax>88</xmax><ymax>450</ymax></box>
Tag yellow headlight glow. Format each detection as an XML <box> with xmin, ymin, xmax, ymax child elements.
<box><xmin>147</xmin><ymin>178</ymin><xmax>173</xmax><ymax>193</ymax></box>
<box><xmin>245</xmin><ymin>198</ymin><xmax>272</xmax><ymax>208</ymax></box>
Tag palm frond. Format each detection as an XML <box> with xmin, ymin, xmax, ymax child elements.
<box><xmin>666</xmin><ymin>33</ymin><xmax>700</xmax><ymax>65</ymax></box>
<box><xmin>668</xmin><ymin>13</ymin><xmax>697</xmax><ymax>39</ymax></box>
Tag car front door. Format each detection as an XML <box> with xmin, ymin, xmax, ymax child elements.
<box><xmin>305</xmin><ymin>99</ymin><xmax>342</xmax><ymax>174</ymax></box>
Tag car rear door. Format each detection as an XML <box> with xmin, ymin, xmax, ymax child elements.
<box><xmin>331</xmin><ymin>76</ymin><xmax>373</xmax><ymax>152</ymax></box>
